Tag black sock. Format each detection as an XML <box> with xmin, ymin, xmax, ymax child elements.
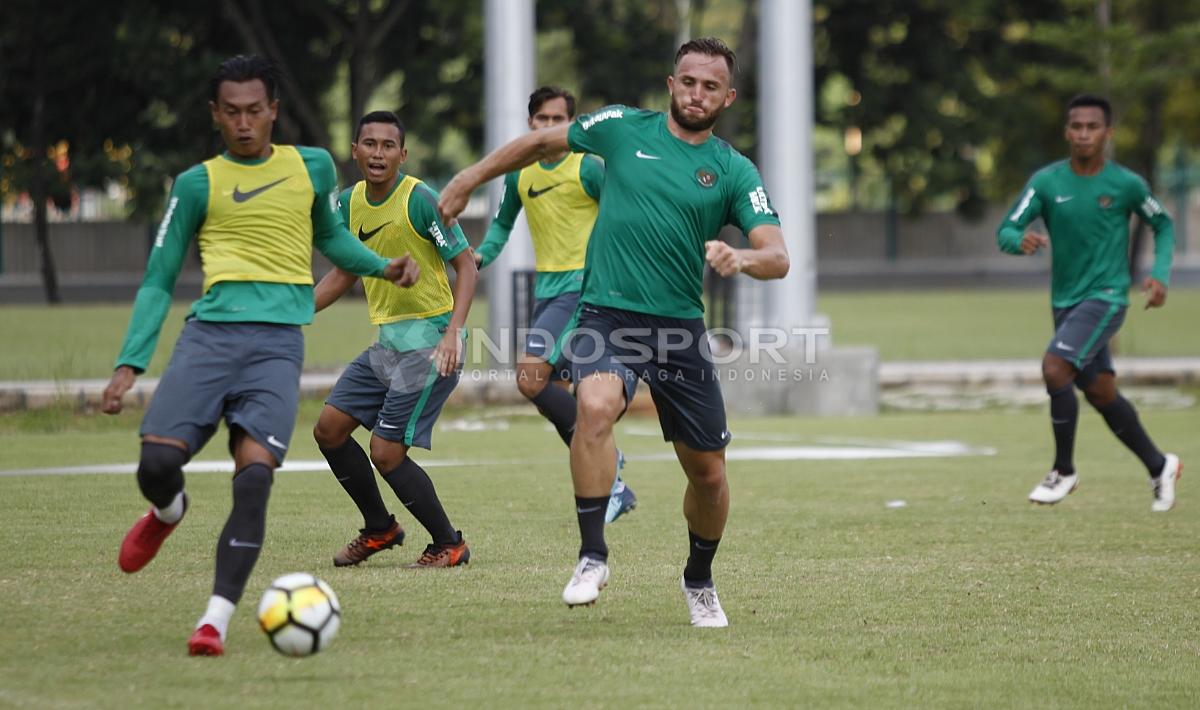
<box><xmin>380</xmin><ymin>458</ymin><xmax>457</xmax><ymax>546</ymax></box>
<box><xmin>683</xmin><ymin>530</ymin><xmax>721</xmax><ymax>586</ymax></box>
<box><xmin>1048</xmin><ymin>384</ymin><xmax>1078</xmax><ymax>475</ymax></box>
<box><xmin>212</xmin><ymin>463</ymin><xmax>272</xmax><ymax>604</ymax></box>
<box><xmin>530</xmin><ymin>384</ymin><xmax>576</xmax><ymax>447</ymax></box>
<box><xmin>575</xmin><ymin>495</ymin><xmax>609</xmax><ymax>562</ymax></box>
<box><xmin>1097</xmin><ymin>395</ymin><xmax>1167</xmax><ymax>476</ymax></box>
<box><xmin>320</xmin><ymin>438</ymin><xmax>392</xmax><ymax>531</ymax></box>
<box><xmin>136</xmin><ymin>442</ymin><xmax>187</xmax><ymax>508</ymax></box>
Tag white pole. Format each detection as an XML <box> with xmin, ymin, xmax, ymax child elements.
<box><xmin>754</xmin><ymin>0</ymin><xmax>815</xmax><ymax>333</ymax></box>
<box><xmin>483</xmin><ymin>0</ymin><xmax>536</xmax><ymax>363</ymax></box>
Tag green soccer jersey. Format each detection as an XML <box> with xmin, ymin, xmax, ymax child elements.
<box><xmin>567</xmin><ymin>105</ymin><xmax>781</xmax><ymax>319</ymax></box>
<box><xmin>114</xmin><ymin>146</ymin><xmax>391</xmax><ymax>373</ymax></box>
<box><xmin>998</xmin><ymin>159</ymin><xmax>1175</xmax><ymax>308</ymax></box>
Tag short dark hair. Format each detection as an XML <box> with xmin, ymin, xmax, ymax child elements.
<box><xmin>356</xmin><ymin>111</ymin><xmax>406</xmax><ymax>146</ymax></box>
<box><xmin>528</xmin><ymin>86</ymin><xmax>576</xmax><ymax>119</ymax></box>
<box><xmin>1066</xmin><ymin>94</ymin><xmax>1113</xmax><ymax>126</ymax></box>
<box><xmin>674</xmin><ymin>37</ymin><xmax>737</xmax><ymax>76</ymax></box>
<box><xmin>210</xmin><ymin>54</ymin><xmax>278</xmax><ymax>103</ymax></box>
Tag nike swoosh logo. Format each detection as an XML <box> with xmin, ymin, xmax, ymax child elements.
<box><xmin>694</xmin><ymin>542</ymin><xmax>718</xmax><ymax>551</ymax></box>
<box><xmin>377</xmin><ymin>421</ymin><xmax>399</xmax><ymax>430</ymax></box>
<box><xmin>527</xmin><ymin>183</ymin><xmax>562</xmax><ymax>198</ymax></box>
<box><xmin>576</xmin><ymin>505</ymin><xmax>604</xmax><ymax>514</ymax></box>
<box><xmin>357</xmin><ymin>222</ymin><xmax>390</xmax><ymax>241</ymax></box>
<box><xmin>1055</xmin><ymin>195</ymin><xmax>1073</xmax><ymax>203</ymax></box>
<box><xmin>635</xmin><ymin>150</ymin><xmax>661</xmax><ymax>160</ymax></box>
<box><xmin>1055</xmin><ymin>341</ymin><xmax>1075</xmax><ymax>352</ymax></box>
<box><xmin>267</xmin><ymin>435</ymin><xmax>287</xmax><ymax>449</ymax></box>
<box><xmin>335</xmin><ymin>476</ymin><xmax>352</xmax><ymax>482</ymax></box>
<box><xmin>229</xmin><ymin>539</ymin><xmax>260</xmax><ymax>548</ymax></box>
<box><xmin>231</xmin><ymin>176</ymin><xmax>291</xmax><ymax>203</ymax></box>
<box><xmin>401</xmin><ymin>500</ymin><xmax>417</xmax><ymax>508</ymax></box>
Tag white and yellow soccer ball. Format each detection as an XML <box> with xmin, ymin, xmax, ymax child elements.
<box><xmin>257</xmin><ymin>573</ymin><xmax>341</xmax><ymax>657</ymax></box>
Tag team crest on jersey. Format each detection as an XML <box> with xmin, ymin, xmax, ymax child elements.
<box><xmin>1098</xmin><ymin>195</ymin><xmax>1113</xmax><ymax>208</ymax></box>
<box><xmin>695</xmin><ymin>168</ymin><xmax>718</xmax><ymax>188</ymax></box>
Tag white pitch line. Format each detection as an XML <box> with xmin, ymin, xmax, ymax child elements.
<box><xmin>0</xmin><ymin>442</ymin><xmax>993</xmax><ymax>477</ymax></box>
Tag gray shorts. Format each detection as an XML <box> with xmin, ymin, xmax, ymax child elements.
<box><xmin>326</xmin><ymin>343</ymin><xmax>460</xmax><ymax>449</ymax></box>
<box><xmin>1047</xmin><ymin>299</ymin><xmax>1126</xmax><ymax>387</ymax></box>
<box><xmin>141</xmin><ymin>320</ymin><xmax>304</xmax><ymax>464</ymax></box>
<box><xmin>525</xmin><ymin>292</ymin><xmax>580</xmax><ymax>356</ymax></box>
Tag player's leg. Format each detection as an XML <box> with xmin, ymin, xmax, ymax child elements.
<box><xmin>542</xmin><ymin>298</ymin><xmax>636</xmax><ymax>522</ymax></box>
<box><xmin>119</xmin><ymin>321</ymin><xmax>228</xmax><ymax>573</ymax></box>
<box><xmin>1029</xmin><ymin>303</ymin><xmax>1098</xmax><ymax>504</ymax></box>
<box><xmin>1081</xmin><ymin>363</ymin><xmax>1180</xmax><ymax>512</ymax></box>
<box><xmin>369</xmin><ymin>347</ymin><xmax>468</xmax><ymax>568</ymax></box>
<box><xmin>644</xmin><ymin>316</ymin><xmax>731</xmax><ymax>627</ymax></box>
<box><xmin>190</xmin><ymin>430</ymin><xmax>278</xmax><ymax>656</ymax></box>
<box><xmin>562</xmin><ymin>372</ymin><xmax>627</xmax><ymax>606</ymax></box>
<box><xmin>190</xmin><ymin>323</ymin><xmax>302</xmax><ymax>656</ymax></box>
<box><xmin>522</xmin><ymin>293</ymin><xmax>580</xmax><ymax>446</ymax></box>
<box><xmin>674</xmin><ymin>442</ymin><xmax>730</xmax><ymax>628</ymax></box>
<box><xmin>317</xmin><ymin>348</ymin><xmax>403</xmax><ymax>564</ymax></box>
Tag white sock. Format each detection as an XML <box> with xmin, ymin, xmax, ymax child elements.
<box><xmin>152</xmin><ymin>492</ymin><xmax>185</xmax><ymax>524</ymax></box>
<box><xmin>196</xmin><ymin>595</ymin><xmax>235</xmax><ymax>640</ymax></box>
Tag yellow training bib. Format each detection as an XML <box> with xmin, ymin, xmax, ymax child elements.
<box><xmin>517</xmin><ymin>153</ymin><xmax>597</xmax><ymax>272</ymax></box>
<box><xmin>200</xmin><ymin>145</ymin><xmax>316</xmax><ymax>293</ymax></box>
<box><xmin>348</xmin><ymin>177</ymin><xmax>453</xmax><ymax>324</ymax></box>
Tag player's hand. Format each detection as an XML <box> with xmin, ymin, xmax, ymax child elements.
<box><xmin>705</xmin><ymin>240</ymin><xmax>742</xmax><ymax>277</ymax></box>
<box><xmin>384</xmin><ymin>254</ymin><xmax>420</xmax><ymax>288</ymax></box>
<box><xmin>1142</xmin><ymin>276</ymin><xmax>1167</xmax><ymax>309</ymax></box>
<box><xmin>437</xmin><ymin>172</ymin><xmax>473</xmax><ymax>228</ymax></box>
<box><xmin>431</xmin><ymin>328</ymin><xmax>463</xmax><ymax>377</ymax></box>
<box><xmin>1020</xmin><ymin>230</ymin><xmax>1049</xmax><ymax>255</ymax></box>
<box><xmin>471</xmin><ymin>248</ymin><xmax>482</xmax><ymax>268</ymax></box>
<box><xmin>102</xmin><ymin>366</ymin><xmax>137</xmax><ymax>415</ymax></box>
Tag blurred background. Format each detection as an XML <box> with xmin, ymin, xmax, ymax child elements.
<box><xmin>3</xmin><ymin>0</ymin><xmax>1199</xmax><ymax>301</ymax></box>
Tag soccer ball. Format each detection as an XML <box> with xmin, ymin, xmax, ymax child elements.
<box><xmin>257</xmin><ymin>573</ymin><xmax>341</xmax><ymax>657</ymax></box>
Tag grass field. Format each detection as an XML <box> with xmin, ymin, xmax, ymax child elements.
<box><xmin>1</xmin><ymin>401</ymin><xmax>1197</xmax><ymax>708</ymax></box>
<box><xmin>2</xmin><ymin>288</ymin><xmax>1198</xmax><ymax>380</ymax></box>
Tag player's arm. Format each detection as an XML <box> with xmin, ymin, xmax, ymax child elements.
<box><xmin>302</xmin><ymin>147</ymin><xmax>418</xmax><ymax>286</ymax></box>
<box><xmin>413</xmin><ymin>184</ymin><xmax>478</xmax><ymax>376</ymax></box>
<box><xmin>103</xmin><ymin>167</ymin><xmax>207</xmax><ymax>414</ymax></box>
<box><xmin>313</xmin><ymin>268</ymin><xmax>359</xmax><ymax>312</ymax></box>
<box><xmin>580</xmin><ymin>154</ymin><xmax>605</xmax><ymax>201</ymax></box>
<box><xmin>706</xmin><ymin>224</ymin><xmax>789</xmax><ymax>280</ymax></box>
<box><xmin>1134</xmin><ymin>180</ymin><xmax>1176</xmax><ymax>308</ymax></box>
<box><xmin>438</xmin><ymin>124</ymin><xmax>571</xmax><ymax>225</ymax></box>
<box><xmin>997</xmin><ymin>181</ymin><xmax>1047</xmax><ymax>255</ymax></box>
<box><xmin>712</xmin><ymin>160</ymin><xmax>788</xmax><ymax>280</ymax></box>
<box><xmin>474</xmin><ymin>171</ymin><xmax>522</xmax><ymax>268</ymax></box>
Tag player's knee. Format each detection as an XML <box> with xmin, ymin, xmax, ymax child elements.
<box><xmin>369</xmin><ymin>438</ymin><xmax>407</xmax><ymax>473</ymax></box>
<box><xmin>516</xmin><ymin>370</ymin><xmax>547</xmax><ymax>399</ymax></box>
<box><xmin>231</xmin><ymin>463</ymin><xmax>273</xmax><ymax>513</ymax></box>
<box><xmin>1084</xmin><ymin>385</ymin><xmax>1117</xmax><ymax>409</ymax></box>
<box><xmin>686</xmin><ymin>462</ymin><xmax>728</xmax><ymax>497</ymax></box>
<box><xmin>1042</xmin><ymin>356</ymin><xmax>1074</xmax><ymax>390</ymax></box>
<box><xmin>576</xmin><ymin>390</ymin><xmax>620</xmax><ymax>431</ymax></box>
<box><xmin>136</xmin><ymin>441</ymin><xmax>187</xmax><ymax>508</ymax></box>
<box><xmin>312</xmin><ymin>409</ymin><xmax>354</xmax><ymax>449</ymax></box>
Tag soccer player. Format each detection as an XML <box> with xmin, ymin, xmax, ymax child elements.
<box><xmin>473</xmin><ymin>86</ymin><xmax>636</xmax><ymax>523</ymax></box>
<box><xmin>311</xmin><ymin>111</ymin><xmax>477</xmax><ymax>569</ymax></box>
<box><xmin>101</xmin><ymin>55</ymin><xmax>420</xmax><ymax>657</ymax></box>
<box><xmin>998</xmin><ymin>94</ymin><xmax>1181</xmax><ymax>511</ymax></box>
<box><xmin>439</xmin><ymin>38</ymin><xmax>789</xmax><ymax>627</ymax></box>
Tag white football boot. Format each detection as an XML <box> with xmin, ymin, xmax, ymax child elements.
<box><xmin>1029</xmin><ymin>470</ymin><xmax>1079</xmax><ymax>505</ymax></box>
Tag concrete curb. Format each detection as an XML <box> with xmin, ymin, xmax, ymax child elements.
<box><xmin>2</xmin><ymin>357</ymin><xmax>1197</xmax><ymax>412</ymax></box>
